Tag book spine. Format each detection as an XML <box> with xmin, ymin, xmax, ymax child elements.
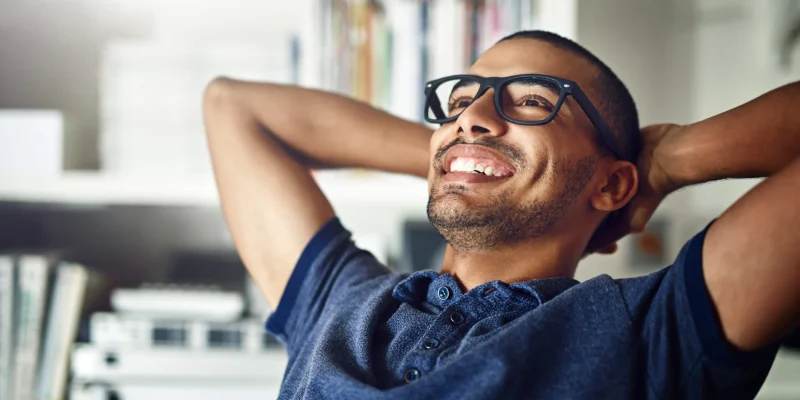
<box><xmin>12</xmin><ymin>255</ymin><xmax>49</xmax><ymax>400</ymax></box>
<box><xmin>420</xmin><ymin>0</ymin><xmax>430</xmax><ymax>103</ymax></box>
<box><xmin>37</xmin><ymin>264</ymin><xmax>88</xmax><ymax>400</ymax></box>
<box><xmin>0</xmin><ymin>256</ymin><xmax>15</xmax><ymax>400</ymax></box>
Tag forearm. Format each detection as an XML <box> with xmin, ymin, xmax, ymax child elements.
<box><xmin>215</xmin><ymin>78</ymin><xmax>432</xmax><ymax>178</ymax></box>
<box><xmin>662</xmin><ymin>81</ymin><xmax>800</xmax><ymax>186</ymax></box>
<box><xmin>661</xmin><ymin>82</ymin><xmax>800</xmax><ymax>350</ymax></box>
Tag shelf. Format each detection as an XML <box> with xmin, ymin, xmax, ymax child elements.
<box><xmin>0</xmin><ymin>172</ymin><xmax>218</xmax><ymax>207</ymax></box>
<box><xmin>0</xmin><ymin>170</ymin><xmax>429</xmax><ymax>209</ymax></box>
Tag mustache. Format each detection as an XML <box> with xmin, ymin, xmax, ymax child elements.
<box><xmin>434</xmin><ymin>136</ymin><xmax>526</xmax><ymax>169</ymax></box>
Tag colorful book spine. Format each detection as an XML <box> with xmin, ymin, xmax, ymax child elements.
<box><xmin>313</xmin><ymin>0</ymin><xmax>536</xmax><ymax>119</ymax></box>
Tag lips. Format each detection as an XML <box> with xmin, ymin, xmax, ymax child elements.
<box><xmin>442</xmin><ymin>144</ymin><xmax>517</xmax><ymax>177</ymax></box>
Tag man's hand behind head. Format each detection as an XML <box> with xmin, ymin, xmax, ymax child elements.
<box><xmin>585</xmin><ymin>123</ymin><xmax>685</xmax><ymax>256</ymax></box>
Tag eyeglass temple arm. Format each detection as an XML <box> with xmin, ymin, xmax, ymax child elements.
<box><xmin>571</xmin><ymin>87</ymin><xmax>628</xmax><ymax>161</ymax></box>
<box><xmin>427</xmin><ymin>92</ymin><xmax>447</xmax><ymax>120</ymax></box>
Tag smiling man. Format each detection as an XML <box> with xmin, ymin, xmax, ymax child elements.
<box><xmin>203</xmin><ymin>31</ymin><xmax>800</xmax><ymax>399</ymax></box>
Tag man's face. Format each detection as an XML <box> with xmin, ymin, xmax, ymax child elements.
<box><xmin>427</xmin><ymin>39</ymin><xmax>608</xmax><ymax>251</ymax></box>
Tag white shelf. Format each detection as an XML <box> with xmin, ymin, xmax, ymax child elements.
<box><xmin>0</xmin><ymin>170</ymin><xmax>429</xmax><ymax>209</ymax></box>
<box><xmin>0</xmin><ymin>172</ymin><xmax>218</xmax><ymax>207</ymax></box>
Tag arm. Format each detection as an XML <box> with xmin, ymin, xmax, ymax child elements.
<box><xmin>659</xmin><ymin>81</ymin><xmax>800</xmax><ymax>351</ymax></box>
<box><xmin>203</xmin><ymin>78</ymin><xmax>432</xmax><ymax>307</ymax></box>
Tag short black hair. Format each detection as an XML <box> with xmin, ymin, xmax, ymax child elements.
<box><xmin>499</xmin><ymin>30</ymin><xmax>640</xmax><ymax>162</ymax></box>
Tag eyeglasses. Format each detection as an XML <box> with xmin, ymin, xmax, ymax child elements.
<box><xmin>423</xmin><ymin>74</ymin><xmax>627</xmax><ymax>161</ymax></box>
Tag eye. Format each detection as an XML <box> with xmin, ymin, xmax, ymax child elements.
<box><xmin>523</xmin><ymin>99</ymin><xmax>541</xmax><ymax>107</ymax></box>
<box><xmin>448</xmin><ymin>97</ymin><xmax>473</xmax><ymax>111</ymax></box>
<box><xmin>518</xmin><ymin>95</ymin><xmax>554</xmax><ymax>111</ymax></box>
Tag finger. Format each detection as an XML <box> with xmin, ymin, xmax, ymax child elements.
<box><xmin>630</xmin><ymin>201</ymin><xmax>659</xmax><ymax>233</ymax></box>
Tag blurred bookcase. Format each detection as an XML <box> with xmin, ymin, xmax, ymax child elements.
<box><xmin>2</xmin><ymin>2</ymin><xmax>800</xmax><ymax>399</ymax></box>
<box><xmin>0</xmin><ymin>0</ymin><xmax>553</xmax><ymax>209</ymax></box>
<box><xmin>302</xmin><ymin>0</ymin><xmax>544</xmax><ymax>123</ymax></box>
<box><xmin>0</xmin><ymin>3</ymin><xmax>548</xmax><ymax>398</ymax></box>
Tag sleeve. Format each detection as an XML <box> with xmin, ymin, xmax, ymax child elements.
<box><xmin>616</xmin><ymin>222</ymin><xmax>780</xmax><ymax>399</ymax></box>
<box><xmin>265</xmin><ymin>217</ymin><xmax>391</xmax><ymax>349</ymax></box>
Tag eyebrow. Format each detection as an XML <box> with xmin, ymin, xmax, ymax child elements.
<box><xmin>511</xmin><ymin>77</ymin><xmax>561</xmax><ymax>96</ymax></box>
<box><xmin>449</xmin><ymin>79</ymin><xmax>479</xmax><ymax>98</ymax></box>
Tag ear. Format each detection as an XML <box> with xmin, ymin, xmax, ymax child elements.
<box><xmin>590</xmin><ymin>160</ymin><xmax>638</xmax><ymax>212</ymax></box>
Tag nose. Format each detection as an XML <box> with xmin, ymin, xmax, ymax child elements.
<box><xmin>456</xmin><ymin>88</ymin><xmax>508</xmax><ymax>140</ymax></box>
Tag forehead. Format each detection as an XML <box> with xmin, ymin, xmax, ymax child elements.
<box><xmin>468</xmin><ymin>39</ymin><xmax>597</xmax><ymax>89</ymax></box>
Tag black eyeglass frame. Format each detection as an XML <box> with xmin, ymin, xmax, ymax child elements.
<box><xmin>423</xmin><ymin>74</ymin><xmax>627</xmax><ymax>161</ymax></box>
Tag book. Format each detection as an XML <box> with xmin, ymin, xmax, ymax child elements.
<box><xmin>36</xmin><ymin>263</ymin><xmax>89</xmax><ymax>400</ymax></box>
<box><xmin>0</xmin><ymin>255</ymin><xmax>16</xmax><ymax>400</ymax></box>
<box><xmin>12</xmin><ymin>255</ymin><xmax>51</xmax><ymax>400</ymax></box>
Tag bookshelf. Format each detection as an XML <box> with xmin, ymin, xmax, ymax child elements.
<box><xmin>0</xmin><ymin>0</ymin><xmax>546</xmax><ymax>210</ymax></box>
<box><xmin>300</xmin><ymin>0</ymin><xmax>548</xmax><ymax>122</ymax></box>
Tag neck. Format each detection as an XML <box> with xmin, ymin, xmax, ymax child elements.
<box><xmin>441</xmin><ymin>232</ymin><xmax>584</xmax><ymax>292</ymax></box>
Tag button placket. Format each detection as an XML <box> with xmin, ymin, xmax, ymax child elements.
<box><xmin>403</xmin><ymin>280</ymin><xmax>482</xmax><ymax>380</ymax></box>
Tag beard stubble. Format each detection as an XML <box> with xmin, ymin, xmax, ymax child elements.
<box><xmin>427</xmin><ymin>155</ymin><xmax>597</xmax><ymax>252</ymax></box>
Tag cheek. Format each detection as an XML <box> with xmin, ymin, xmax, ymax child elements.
<box><xmin>429</xmin><ymin>127</ymin><xmax>456</xmax><ymax>160</ymax></box>
<box><xmin>518</xmin><ymin>181</ymin><xmax>552</xmax><ymax>203</ymax></box>
<box><xmin>431</xmin><ymin>125</ymin><xmax>452</xmax><ymax>142</ymax></box>
<box><xmin>549</xmin><ymin>126</ymin><xmax>598</xmax><ymax>157</ymax></box>
<box><xmin>515</xmin><ymin>157</ymin><xmax>564</xmax><ymax>201</ymax></box>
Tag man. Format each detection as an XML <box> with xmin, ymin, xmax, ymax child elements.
<box><xmin>203</xmin><ymin>30</ymin><xmax>799</xmax><ymax>399</ymax></box>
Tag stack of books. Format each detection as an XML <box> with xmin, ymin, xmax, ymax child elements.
<box><xmin>69</xmin><ymin>285</ymin><xmax>287</xmax><ymax>400</ymax></box>
<box><xmin>0</xmin><ymin>254</ymin><xmax>91</xmax><ymax>400</ymax></box>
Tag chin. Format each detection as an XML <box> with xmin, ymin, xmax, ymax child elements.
<box><xmin>429</xmin><ymin>182</ymin><xmax>488</xmax><ymax>209</ymax></box>
<box><xmin>427</xmin><ymin>188</ymin><xmax>497</xmax><ymax>227</ymax></box>
<box><xmin>426</xmin><ymin>196</ymin><xmax>502</xmax><ymax>251</ymax></box>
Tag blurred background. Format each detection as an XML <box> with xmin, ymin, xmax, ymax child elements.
<box><xmin>0</xmin><ymin>0</ymin><xmax>798</xmax><ymax>399</ymax></box>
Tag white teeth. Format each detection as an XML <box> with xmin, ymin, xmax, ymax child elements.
<box><xmin>450</xmin><ymin>158</ymin><xmax>464</xmax><ymax>172</ymax></box>
<box><xmin>464</xmin><ymin>159</ymin><xmax>476</xmax><ymax>171</ymax></box>
<box><xmin>448</xmin><ymin>158</ymin><xmax>510</xmax><ymax>176</ymax></box>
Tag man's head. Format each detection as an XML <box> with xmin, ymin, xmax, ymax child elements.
<box><xmin>426</xmin><ymin>30</ymin><xmax>640</xmax><ymax>256</ymax></box>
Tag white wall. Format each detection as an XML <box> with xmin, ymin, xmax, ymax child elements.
<box><xmin>573</xmin><ymin>0</ymin><xmax>800</xmax><ymax>281</ymax></box>
<box><xmin>685</xmin><ymin>0</ymin><xmax>799</xmax><ymax>217</ymax></box>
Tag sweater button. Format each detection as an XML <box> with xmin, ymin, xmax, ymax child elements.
<box><xmin>404</xmin><ymin>368</ymin><xmax>421</xmax><ymax>383</ymax></box>
<box><xmin>437</xmin><ymin>286</ymin><xmax>451</xmax><ymax>301</ymax></box>
<box><xmin>450</xmin><ymin>311</ymin><xmax>465</xmax><ymax>325</ymax></box>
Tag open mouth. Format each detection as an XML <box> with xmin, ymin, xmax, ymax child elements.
<box><xmin>442</xmin><ymin>144</ymin><xmax>516</xmax><ymax>183</ymax></box>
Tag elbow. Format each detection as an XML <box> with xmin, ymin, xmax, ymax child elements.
<box><xmin>203</xmin><ymin>76</ymin><xmax>239</xmax><ymax>113</ymax></box>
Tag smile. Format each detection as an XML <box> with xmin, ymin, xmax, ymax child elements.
<box><xmin>441</xmin><ymin>144</ymin><xmax>516</xmax><ymax>183</ymax></box>
<box><xmin>448</xmin><ymin>157</ymin><xmax>513</xmax><ymax>177</ymax></box>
